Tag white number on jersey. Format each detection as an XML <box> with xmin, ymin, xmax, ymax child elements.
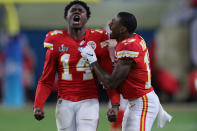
<box><xmin>76</xmin><ymin>58</ymin><xmax>93</xmax><ymax>80</ymax></box>
<box><xmin>60</xmin><ymin>53</ymin><xmax>93</xmax><ymax>81</ymax></box>
<box><xmin>144</xmin><ymin>51</ymin><xmax>151</xmax><ymax>89</ymax></box>
<box><xmin>61</xmin><ymin>54</ymin><xmax>72</xmax><ymax>80</ymax></box>
<box><xmin>195</xmin><ymin>78</ymin><xmax>197</xmax><ymax>91</ymax></box>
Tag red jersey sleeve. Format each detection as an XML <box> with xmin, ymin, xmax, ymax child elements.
<box><xmin>106</xmin><ymin>89</ymin><xmax>120</xmax><ymax>105</ymax></box>
<box><xmin>33</xmin><ymin>32</ymin><xmax>58</xmax><ymax>109</ymax></box>
<box><xmin>100</xmin><ymin>30</ymin><xmax>109</xmax><ymax>43</ymax></box>
<box><xmin>116</xmin><ymin>39</ymin><xmax>142</xmax><ymax>64</ymax></box>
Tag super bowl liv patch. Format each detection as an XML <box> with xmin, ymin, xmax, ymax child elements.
<box><xmin>59</xmin><ymin>44</ymin><xmax>69</xmax><ymax>52</ymax></box>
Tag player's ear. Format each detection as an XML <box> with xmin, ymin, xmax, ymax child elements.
<box><xmin>120</xmin><ymin>26</ymin><xmax>127</xmax><ymax>34</ymax></box>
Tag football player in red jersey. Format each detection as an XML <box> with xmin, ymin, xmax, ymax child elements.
<box><xmin>33</xmin><ymin>1</ymin><xmax>120</xmax><ymax>131</ymax></box>
<box><xmin>80</xmin><ymin>12</ymin><xmax>172</xmax><ymax>131</ymax></box>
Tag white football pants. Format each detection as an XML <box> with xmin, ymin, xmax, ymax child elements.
<box><xmin>122</xmin><ymin>91</ymin><xmax>160</xmax><ymax>131</ymax></box>
<box><xmin>56</xmin><ymin>98</ymin><xmax>99</xmax><ymax>131</ymax></box>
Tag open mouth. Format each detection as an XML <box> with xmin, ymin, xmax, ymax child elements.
<box><xmin>73</xmin><ymin>15</ymin><xmax>80</xmax><ymax>24</ymax></box>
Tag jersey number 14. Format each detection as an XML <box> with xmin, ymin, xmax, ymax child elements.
<box><xmin>60</xmin><ymin>53</ymin><xmax>93</xmax><ymax>81</ymax></box>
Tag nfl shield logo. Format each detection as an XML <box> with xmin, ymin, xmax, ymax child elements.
<box><xmin>87</xmin><ymin>41</ymin><xmax>96</xmax><ymax>50</ymax></box>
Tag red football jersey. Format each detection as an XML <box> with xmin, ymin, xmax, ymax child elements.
<box><xmin>34</xmin><ymin>29</ymin><xmax>120</xmax><ymax>109</ymax></box>
<box><xmin>115</xmin><ymin>33</ymin><xmax>153</xmax><ymax>99</ymax></box>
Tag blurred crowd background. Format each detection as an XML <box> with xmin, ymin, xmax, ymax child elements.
<box><xmin>0</xmin><ymin>0</ymin><xmax>197</xmax><ymax>108</ymax></box>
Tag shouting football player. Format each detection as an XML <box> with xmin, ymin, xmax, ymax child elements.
<box><xmin>33</xmin><ymin>1</ymin><xmax>120</xmax><ymax>131</ymax></box>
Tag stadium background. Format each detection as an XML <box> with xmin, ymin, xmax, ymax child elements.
<box><xmin>0</xmin><ymin>0</ymin><xmax>197</xmax><ymax>131</ymax></box>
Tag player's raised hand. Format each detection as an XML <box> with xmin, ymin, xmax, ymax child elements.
<box><xmin>79</xmin><ymin>45</ymin><xmax>97</xmax><ymax>64</ymax></box>
<box><xmin>33</xmin><ymin>107</ymin><xmax>45</xmax><ymax>121</ymax></box>
<box><xmin>107</xmin><ymin>104</ymin><xmax>119</xmax><ymax>122</ymax></box>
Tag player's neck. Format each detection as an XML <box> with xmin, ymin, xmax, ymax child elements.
<box><xmin>117</xmin><ymin>33</ymin><xmax>133</xmax><ymax>43</ymax></box>
<box><xmin>68</xmin><ymin>27</ymin><xmax>86</xmax><ymax>40</ymax></box>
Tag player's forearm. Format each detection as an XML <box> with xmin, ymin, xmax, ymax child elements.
<box><xmin>91</xmin><ymin>62</ymin><xmax>117</xmax><ymax>89</ymax></box>
<box><xmin>33</xmin><ymin>82</ymin><xmax>52</xmax><ymax>109</ymax></box>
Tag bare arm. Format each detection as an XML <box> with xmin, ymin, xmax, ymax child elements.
<box><xmin>91</xmin><ymin>59</ymin><xmax>136</xmax><ymax>89</ymax></box>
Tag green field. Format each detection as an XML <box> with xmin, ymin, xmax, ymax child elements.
<box><xmin>0</xmin><ymin>103</ymin><xmax>197</xmax><ymax>131</ymax></box>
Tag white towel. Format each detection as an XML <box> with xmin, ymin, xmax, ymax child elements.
<box><xmin>157</xmin><ymin>104</ymin><xmax>172</xmax><ymax>128</ymax></box>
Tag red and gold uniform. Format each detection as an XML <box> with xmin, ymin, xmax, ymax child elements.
<box><xmin>115</xmin><ymin>33</ymin><xmax>160</xmax><ymax>131</ymax></box>
<box><xmin>33</xmin><ymin>29</ymin><xmax>119</xmax><ymax>108</ymax></box>
<box><xmin>115</xmin><ymin>33</ymin><xmax>153</xmax><ymax>99</ymax></box>
<box><xmin>33</xmin><ymin>29</ymin><xmax>120</xmax><ymax>131</ymax></box>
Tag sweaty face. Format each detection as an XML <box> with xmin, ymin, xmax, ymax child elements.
<box><xmin>108</xmin><ymin>15</ymin><xmax>122</xmax><ymax>39</ymax></box>
<box><xmin>66</xmin><ymin>4</ymin><xmax>88</xmax><ymax>29</ymax></box>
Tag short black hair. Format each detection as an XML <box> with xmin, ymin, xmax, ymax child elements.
<box><xmin>64</xmin><ymin>0</ymin><xmax>91</xmax><ymax>19</ymax></box>
<box><xmin>118</xmin><ymin>12</ymin><xmax>137</xmax><ymax>34</ymax></box>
